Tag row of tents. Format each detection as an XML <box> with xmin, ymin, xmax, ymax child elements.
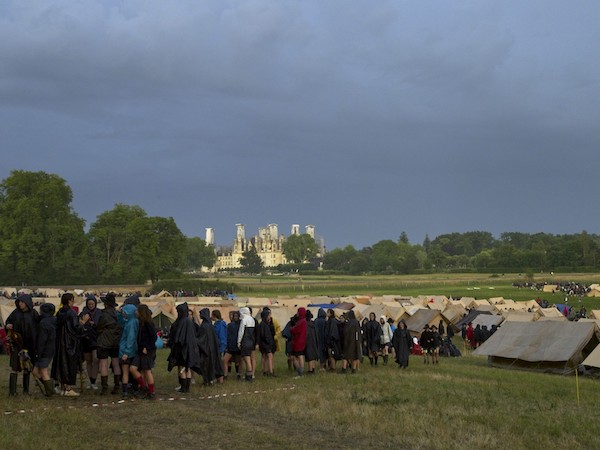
<box><xmin>2</xmin><ymin>291</ymin><xmax>600</xmax><ymax>376</ymax></box>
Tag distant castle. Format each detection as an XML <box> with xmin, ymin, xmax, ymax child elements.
<box><xmin>206</xmin><ymin>223</ymin><xmax>323</xmax><ymax>271</ymax></box>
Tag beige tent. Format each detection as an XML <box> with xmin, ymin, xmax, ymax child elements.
<box><xmin>441</xmin><ymin>303</ymin><xmax>467</xmax><ymax>326</ymax></box>
<box><xmin>502</xmin><ymin>310</ymin><xmax>536</xmax><ymax>322</ymax></box>
<box><xmin>471</xmin><ymin>314</ymin><xmax>504</xmax><ymax>329</ymax></box>
<box><xmin>404</xmin><ymin>309</ymin><xmax>445</xmax><ymax>338</ymax></box>
<box><xmin>488</xmin><ymin>297</ymin><xmax>505</xmax><ymax>305</ymax></box>
<box><xmin>459</xmin><ymin>297</ymin><xmax>477</xmax><ymax>309</ymax></box>
<box><xmin>537</xmin><ymin>308</ymin><xmax>567</xmax><ymax>321</ymax></box>
<box><xmin>582</xmin><ymin>344</ymin><xmax>600</xmax><ymax>368</ymax></box>
<box><xmin>384</xmin><ymin>305</ymin><xmax>408</xmax><ymax>323</ymax></box>
<box><xmin>590</xmin><ymin>310</ymin><xmax>600</xmax><ymax>320</ymax></box>
<box><xmin>473</xmin><ymin>321</ymin><xmax>600</xmax><ymax>374</ymax></box>
<box><xmin>1</xmin><ymin>302</ymin><xmax>15</xmax><ymax>325</ymax></box>
<box><xmin>543</xmin><ymin>284</ymin><xmax>558</xmax><ymax>293</ymax></box>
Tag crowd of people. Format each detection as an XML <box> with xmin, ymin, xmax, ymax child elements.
<box><xmin>4</xmin><ymin>293</ymin><xmax>460</xmax><ymax>399</ymax></box>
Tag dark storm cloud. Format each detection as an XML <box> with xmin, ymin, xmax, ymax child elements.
<box><xmin>1</xmin><ymin>1</ymin><xmax>599</xmax><ymax>248</ymax></box>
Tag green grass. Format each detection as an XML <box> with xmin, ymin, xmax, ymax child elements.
<box><xmin>2</xmin><ymin>347</ymin><xmax>600</xmax><ymax>449</ymax></box>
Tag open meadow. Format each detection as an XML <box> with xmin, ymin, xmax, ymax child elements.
<box><xmin>2</xmin><ymin>273</ymin><xmax>600</xmax><ymax>449</ymax></box>
<box><xmin>1</xmin><ymin>348</ymin><xmax>600</xmax><ymax>450</ymax></box>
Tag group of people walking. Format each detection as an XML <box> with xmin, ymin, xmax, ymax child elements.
<box><xmin>5</xmin><ymin>294</ymin><xmax>454</xmax><ymax>399</ymax></box>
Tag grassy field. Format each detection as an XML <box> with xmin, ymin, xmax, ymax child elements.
<box><xmin>1</xmin><ymin>346</ymin><xmax>600</xmax><ymax>450</ymax></box>
<box><xmin>3</xmin><ymin>273</ymin><xmax>600</xmax><ymax>449</ymax></box>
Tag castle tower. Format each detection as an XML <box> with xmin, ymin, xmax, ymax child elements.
<box><xmin>236</xmin><ymin>224</ymin><xmax>245</xmax><ymax>240</ymax></box>
<box><xmin>205</xmin><ymin>227</ymin><xmax>214</xmax><ymax>245</ymax></box>
<box><xmin>268</xmin><ymin>224</ymin><xmax>278</xmax><ymax>240</ymax></box>
<box><xmin>305</xmin><ymin>224</ymin><xmax>315</xmax><ymax>239</ymax></box>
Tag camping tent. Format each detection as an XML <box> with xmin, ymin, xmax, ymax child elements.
<box><xmin>473</xmin><ymin>321</ymin><xmax>600</xmax><ymax>374</ymax></box>
<box><xmin>455</xmin><ymin>310</ymin><xmax>492</xmax><ymax>330</ymax></box>
<box><xmin>404</xmin><ymin>309</ymin><xmax>445</xmax><ymax>338</ymax></box>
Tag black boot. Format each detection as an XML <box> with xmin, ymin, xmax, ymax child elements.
<box><xmin>374</xmin><ymin>356</ymin><xmax>378</xmax><ymax>366</ymax></box>
<box><xmin>111</xmin><ymin>375</ymin><xmax>120</xmax><ymax>395</ymax></box>
<box><xmin>9</xmin><ymin>373</ymin><xmax>18</xmax><ymax>396</ymax></box>
<box><xmin>43</xmin><ymin>380</ymin><xmax>55</xmax><ymax>397</ymax></box>
<box><xmin>383</xmin><ymin>355</ymin><xmax>388</xmax><ymax>366</ymax></box>
<box><xmin>23</xmin><ymin>373</ymin><xmax>31</xmax><ymax>395</ymax></box>
<box><xmin>100</xmin><ymin>376</ymin><xmax>109</xmax><ymax>395</ymax></box>
<box><xmin>182</xmin><ymin>378</ymin><xmax>191</xmax><ymax>393</ymax></box>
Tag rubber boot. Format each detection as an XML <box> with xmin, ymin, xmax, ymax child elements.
<box><xmin>100</xmin><ymin>376</ymin><xmax>109</xmax><ymax>395</ymax></box>
<box><xmin>369</xmin><ymin>357</ymin><xmax>374</xmax><ymax>366</ymax></box>
<box><xmin>374</xmin><ymin>356</ymin><xmax>378</xmax><ymax>366</ymax></box>
<box><xmin>43</xmin><ymin>380</ymin><xmax>55</xmax><ymax>397</ymax></box>
<box><xmin>383</xmin><ymin>355</ymin><xmax>389</xmax><ymax>366</ymax></box>
<box><xmin>23</xmin><ymin>373</ymin><xmax>31</xmax><ymax>395</ymax></box>
<box><xmin>111</xmin><ymin>375</ymin><xmax>120</xmax><ymax>395</ymax></box>
<box><xmin>182</xmin><ymin>378</ymin><xmax>191</xmax><ymax>393</ymax></box>
<box><xmin>9</xmin><ymin>373</ymin><xmax>18</xmax><ymax>396</ymax></box>
<box><xmin>34</xmin><ymin>376</ymin><xmax>46</xmax><ymax>395</ymax></box>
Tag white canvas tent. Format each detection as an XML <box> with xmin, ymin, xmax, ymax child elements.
<box><xmin>473</xmin><ymin>321</ymin><xmax>600</xmax><ymax>374</ymax></box>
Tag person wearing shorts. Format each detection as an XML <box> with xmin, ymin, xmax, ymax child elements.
<box><xmin>130</xmin><ymin>305</ymin><xmax>157</xmax><ymax>399</ymax></box>
<box><xmin>96</xmin><ymin>293</ymin><xmax>122</xmax><ymax>395</ymax></box>
<box><xmin>223</xmin><ymin>311</ymin><xmax>241</xmax><ymax>380</ymax></box>
<box><xmin>33</xmin><ymin>303</ymin><xmax>56</xmax><ymax>397</ymax></box>
<box><xmin>237</xmin><ymin>307</ymin><xmax>256</xmax><ymax>382</ymax></box>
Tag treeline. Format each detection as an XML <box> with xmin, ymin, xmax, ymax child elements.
<box><xmin>0</xmin><ymin>171</ymin><xmax>216</xmax><ymax>285</ymax></box>
<box><xmin>322</xmin><ymin>230</ymin><xmax>600</xmax><ymax>274</ymax></box>
<box><xmin>2</xmin><ymin>171</ymin><xmax>598</xmax><ymax>284</ymax></box>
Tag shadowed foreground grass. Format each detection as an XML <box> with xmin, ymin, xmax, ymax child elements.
<box><xmin>1</xmin><ymin>349</ymin><xmax>599</xmax><ymax>450</ymax></box>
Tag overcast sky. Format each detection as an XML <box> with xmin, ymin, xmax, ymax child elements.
<box><xmin>1</xmin><ymin>1</ymin><xmax>599</xmax><ymax>249</ymax></box>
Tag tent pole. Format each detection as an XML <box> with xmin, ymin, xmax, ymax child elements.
<box><xmin>575</xmin><ymin>367</ymin><xmax>580</xmax><ymax>406</ymax></box>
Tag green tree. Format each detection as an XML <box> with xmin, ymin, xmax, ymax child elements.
<box><xmin>127</xmin><ymin>216</ymin><xmax>186</xmax><ymax>283</ymax></box>
<box><xmin>185</xmin><ymin>237</ymin><xmax>216</xmax><ymax>271</ymax></box>
<box><xmin>322</xmin><ymin>245</ymin><xmax>358</xmax><ymax>272</ymax></box>
<box><xmin>87</xmin><ymin>204</ymin><xmax>147</xmax><ymax>282</ymax></box>
<box><xmin>399</xmin><ymin>232</ymin><xmax>409</xmax><ymax>244</ymax></box>
<box><xmin>0</xmin><ymin>170</ymin><xmax>87</xmax><ymax>284</ymax></box>
<box><xmin>239</xmin><ymin>247</ymin><xmax>263</xmax><ymax>274</ymax></box>
<box><xmin>283</xmin><ymin>234</ymin><xmax>318</xmax><ymax>264</ymax></box>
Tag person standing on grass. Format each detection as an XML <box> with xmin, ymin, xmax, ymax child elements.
<box><xmin>430</xmin><ymin>325</ymin><xmax>441</xmax><ymax>365</ymax></box>
<box><xmin>130</xmin><ymin>304</ymin><xmax>157</xmax><ymax>399</ymax></box>
<box><xmin>341</xmin><ymin>310</ymin><xmax>362</xmax><ymax>374</ymax></box>
<box><xmin>258</xmin><ymin>307</ymin><xmax>276</xmax><ymax>377</ymax></box>
<box><xmin>117</xmin><ymin>303</ymin><xmax>138</xmax><ymax>398</ymax></box>
<box><xmin>211</xmin><ymin>309</ymin><xmax>227</xmax><ymax>360</ymax></box>
<box><xmin>325</xmin><ymin>309</ymin><xmax>341</xmax><ymax>371</ymax></box>
<box><xmin>52</xmin><ymin>293</ymin><xmax>89</xmax><ymax>397</ymax></box>
<box><xmin>290</xmin><ymin>307</ymin><xmax>307</xmax><ymax>378</ymax></box>
<box><xmin>304</xmin><ymin>310</ymin><xmax>320</xmax><ymax>375</ymax></box>
<box><xmin>96</xmin><ymin>293</ymin><xmax>123</xmax><ymax>395</ymax></box>
<box><xmin>466</xmin><ymin>322</ymin><xmax>475</xmax><ymax>349</ymax></box>
<box><xmin>379</xmin><ymin>316</ymin><xmax>393</xmax><ymax>366</ymax></box>
<box><xmin>281</xmin><ymin>314</ymin><xmax>296</xmax><ymax>372</ymax></box>
<box><xmin>420</xmin><ymin>325</ymin><xmax>433</xmax><ymax>364</ymax></box>
<box><xmin>223</xmin><ymin>311</ymin><xmax>241</xmax><ymax>380</ymax></box>
<box><xmin>315</xmin><ymin>308</ymin><xmax>328</xmax><ymax>371</ymax></box>
<box><xmin>365</xmin><ymin>312</ymin><xmax>382</xmax><ymax>366</ymax></box>
<box><xmin>237</xmin><ymin>306</ymin><xmax>256</xmax><ymax>382</ymax></box>
<box><xmin>32</xmin><ymin>303</ymin><xmax>56</xmax><ymax>397</ymax></box>
<box><xmin>6</xmin><ymin>294</ymin><xmax>39</xmax><ymax>396</ymax></box>
<box><xmin>392</xmin><ymin>320</ymin><xmax>412</xmax><ymax>369</ymax></box>
<box><xmin>80</xmin><ymin>295</ymin><xmax>101</xmax><ymax>391</ymax></box>
<box><xmin>197</xmin><ymin>308</ymin><xmax>224</xmax><ymax>385</ymax></box>
<box><xmin>167</xmin><ymin>303</ymin><xmax>201</xmax><ymax>393</ymax></box>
